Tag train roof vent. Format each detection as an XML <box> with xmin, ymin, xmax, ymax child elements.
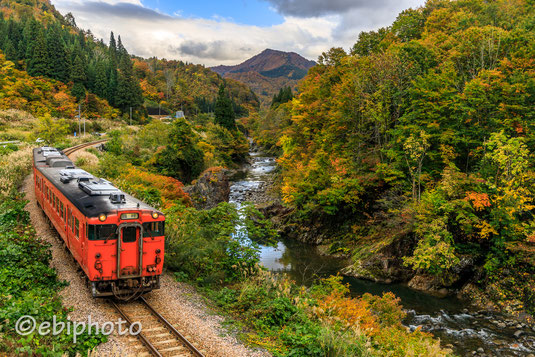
<box><xmin>79</xmin><ymin>178</ymin><xmax>121</xmax><ymax>196</ymax></box>
<box><xmin>48</xmin><ymin>158</ymin><xmax>72</xmax><ymax>168</ymax></box>
<box><xmin>41</xmin><ymin>147</ymin><xmax>61</xmax><ymax>158</ymax></box>
<box><xmin>59</xmin><ymin>169</ymin><xmax>93</xmax><ymax>183</ymax></box>
<box><xmin>109</xmin><ymin>192</ymin><xmax>126</xmax><ymax>204</ymax></box>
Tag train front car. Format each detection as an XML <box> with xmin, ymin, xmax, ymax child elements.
<box><xmin>33</xmin><ymin>147</ymin><xmax>165</xmax><ymax>300</ymax></box>
<box><xmin>87</xmin><ymin>205</ymin><xmax>165</xmax><ymax>300</ymax></box>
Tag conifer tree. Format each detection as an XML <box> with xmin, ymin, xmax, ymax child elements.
<box><xmin>214</xmin><ymin>84</ymin><xmax>236</xmax><ymax>130</ymax></box>
<box><xmin>115</xmin><ymin>53</ymin><xmax>143</xmax><ymax>112</ymax></box>
<box><xmin>27</xmin><ymin>29</ymin><xmax>48</xmax><ymax>77</ymax></box>
<box><xmin>94</xmin><ymin>61</ymin><xmax>108</xmax><ymax>99</ymax></box>
<box><xmin>45</xmin><ymin>24</ymin><xmax>68</xmax><ymax>81</ymax></box>
<box><xmin>70</xmin><ymin>54</ymin><xmax>87</xmax><ymax>101</ymax></box>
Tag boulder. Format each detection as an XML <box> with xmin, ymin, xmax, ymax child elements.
<box><xmin>184</xmin><ymin>167</ymin><xmax>230</xmax><ymax>209</ymax></box>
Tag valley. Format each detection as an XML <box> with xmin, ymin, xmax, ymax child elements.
<box><xmin>1</xmin><ymin>0</ymin><xmax>535</xmax><ymax>356</ymax></box>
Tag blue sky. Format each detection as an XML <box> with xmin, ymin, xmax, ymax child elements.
<box><xmin>141</xmin><ymin>0</ymin><xmax>284</xmax><ymax>26</ymax></box>
<box><xmin>52</xmin><ymin>0</ymin><xmax>425</xmax><ymax>66</ymax></box>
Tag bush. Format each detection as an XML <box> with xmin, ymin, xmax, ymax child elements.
<box><xmin>0</xmin><ymin>202</ymin><xmax>106</xmax><ymax>355</ymax></box>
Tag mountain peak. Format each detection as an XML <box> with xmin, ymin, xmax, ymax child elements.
<box><xmin>211</xmin><ymin>49</ymin><xmax>315</xmax><ymax>78</ymax></box>
<box><xmin>211</xmin><ymin>49</ymin><xmax>315</xmax><ymax>104</ymax></box>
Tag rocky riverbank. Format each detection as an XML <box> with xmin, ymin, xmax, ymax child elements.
<box><xmin>236</xmin><ymin>142</ymin><xmax>535</xmax><ymax>355</ymax></box>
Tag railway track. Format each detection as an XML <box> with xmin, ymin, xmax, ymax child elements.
<box><xmin>110</xmin><ymin>297</ymin><xmax>205</xmax><ymax>357</ymax></box>
<box><xmin>63</xmin><ymin>139</ymin><xmax>109</xmax><ymax>156</ymax></box>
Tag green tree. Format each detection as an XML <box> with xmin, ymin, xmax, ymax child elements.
<box><xmin>93</xmin><ymin>61</ymin><xmax>108</xmax><ymax>99</ymax></box>
<box><xmin>214</xmin><ymin>84</ymin><xmax>236</xmax><ymax>131</ymax></box>
<box><xmin>45</xmin><ymin>24</ymin><xmax>68</xmax><ymax>82</ymax></box>
<box><xmin>154</xmin><ymin>118</ymin><xmax>204</xmax><ymax>183</ymax></box>
<box><xmin>36</xmin><ymin>114</ymin><xmax>69</xmax><ymax>145</ymax></box>
<box><xmin>27</xmin><ymin>28</ymin><xmax>48</xmax><ymax>77</ymax></box>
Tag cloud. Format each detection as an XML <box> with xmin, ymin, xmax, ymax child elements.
<box><xmin>264</xmin><ymin>0</ymin><xmax>393</xmax><ymax>18</ymax></box>
<box><xmin>59</xmin><ymin>1</ymin><xmax>170</xmax><ymax>20</ymax></box>
<box><xmin>51</xmin><ymin>0</ymin><xmax>424</xmax><ymax>66</ymax></box>
<box><xmin>171</xmin><ymin>40</ymin><xmax>241</xmax><ymax>61</ymax></box>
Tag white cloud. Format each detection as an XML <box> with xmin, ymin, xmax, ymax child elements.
<box><xmin>51</xmin><ymin>0</ymin><xmax>424</xmax><ymax>66</ymax></box>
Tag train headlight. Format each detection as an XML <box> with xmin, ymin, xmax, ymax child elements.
<box><xmin>152</xmin><ymin>211</ymin><xmax>159</xmax><ymax>219</ymax></box>
<box><xmin>98</xmin><ymin>213</ymin><xmax>107</xmax><ymax>222</ymax></box>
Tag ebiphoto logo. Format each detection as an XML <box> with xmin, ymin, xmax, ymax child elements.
<box><xmin>15</xmin><ymin>315</ymin><xmax>141</xmax><ymax>343</ymax></box>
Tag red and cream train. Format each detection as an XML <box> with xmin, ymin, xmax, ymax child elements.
<box><xmin>33</xmin><ymin>147</ymin><xmax>164</xmax><ymax>299</ymax></box>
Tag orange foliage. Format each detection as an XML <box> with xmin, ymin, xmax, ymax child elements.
<box><xmin>315</xmin><ymin>290</ymin><xmax>380</xmax><ymax>334</ymax></box>
<box><xmin>118</xmin><ymin>165</ymin><xmax>191</xmax><ymax>209</ymax></box>
<box><xmin>465</xmin><ymin>191</ymin><xmax>491</xmax><ymax>211</ymax></box>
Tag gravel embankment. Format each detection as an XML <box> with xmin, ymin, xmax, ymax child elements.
<box><xmin>23</xmin><ymin>174</ymin><xmax>269</xmax><ymax>357</ymax></box>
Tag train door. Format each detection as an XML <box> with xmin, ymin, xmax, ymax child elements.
<box><xmin>118</xmin><ymin>224</ymin><xmax>142</xmax><ymax>278</ymax></box>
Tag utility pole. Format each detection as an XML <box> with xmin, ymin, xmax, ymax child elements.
<box><xmin>78</xmin><ymin>103</ymin><xmax>81</xmax><ymax>136</ymax></box>
<box><xmin>130</xmin><ymin>107</ymin><xmax>132</xmax><ymax>126</ymax></box>
<box><xmin>159</xmin><ymin>102</ymin><xmax>161</xmax><ymax>117</ymax></box>
<box><xmin>83</xmin><ymin>118</ymin><xmax>86</xmax><ymax>136</ymax></box>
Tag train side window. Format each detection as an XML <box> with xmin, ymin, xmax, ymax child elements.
<box><xmin>60</xmin><ymin>202</ymin><xmax>64</xmax><ymax>221</ymax></box>
<box><xmin>75</xmin><ymin>218</ymin><xmax>80</xmax><ymax>239</ymax></box>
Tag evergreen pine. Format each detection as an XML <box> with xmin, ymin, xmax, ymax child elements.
<box><xmin>27</xmin><ymin>29</ymin><xmax>48</xmax><ymax>77</ymax></box>
<box><xmin>45</xmin><ymin>24</ymin><xmax>68</xmax><ymax>81</ymax></box>
<box><xmin>214</xmin><ymin>84</ymin><xmax>236</xmax><ymax>130</ymax></box>
<box><xmin>94</xmin><ymin>61</ymin><xmax>108</xmax><ymax>99</ymax></box>
<box><xmin>115</xmin><ymin>55</ymin><xmax>143</xmax><ymax>112</ymax></box>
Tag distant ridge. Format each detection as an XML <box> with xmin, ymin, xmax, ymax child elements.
<box><xmin>212</xmin><ymin>49</ymin><xmax>315</xmax><ymax>104</ymax></box>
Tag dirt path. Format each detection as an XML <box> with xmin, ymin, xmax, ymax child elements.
<box><xmin>23</xmin><ymin>174</ymin><xmax>268</xmax><ymax>357</ymax></box>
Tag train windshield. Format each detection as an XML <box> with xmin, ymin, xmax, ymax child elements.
<box><xmin>88</xmin><ymin>224</ymin><xmax>118</xmax><ymax>241</ymax></box>
<box><xmin>143</xmin><ymin>222</ymin><xmax>165</xmax><ymax>238</ymax></box>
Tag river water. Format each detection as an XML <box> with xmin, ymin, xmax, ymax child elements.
<box><xmin>229</xmin><ymin>149</ymin><xmax>535</xmax><ymax>356</ymax></box>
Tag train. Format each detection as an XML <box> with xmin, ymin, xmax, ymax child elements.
<box><xmin>33</xmin><ymin>146</ymin><xmax>164</xmax><ymax>300</ymax></box>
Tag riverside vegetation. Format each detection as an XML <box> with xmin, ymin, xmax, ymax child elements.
<box><xmin>249</xmin><ymin>0</ymin><xmax>535</xmax><ymax>317</ymax></box>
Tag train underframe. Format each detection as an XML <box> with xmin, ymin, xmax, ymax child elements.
<box><xmin>91</xmin><ymin>275</ymin><xmax>160</xmax><ymax>300</ymax></box>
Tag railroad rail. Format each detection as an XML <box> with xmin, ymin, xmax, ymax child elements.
<box><xmin>63</xmin><ymin>139</ymin><xmax>108</xmax><ymax>157</ymax></box>
<box><xmin>110</xmin><ymin>297</ymin><xmax>205</xmax><ymax>357</ymax></box>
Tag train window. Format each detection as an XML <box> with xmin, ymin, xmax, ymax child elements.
<box><xmin>88</xmin><ymin>224</ymin><xmax>118</xmax><ymax>241</ymax></box>
<box><xmin>60</xmin><ymin>202</ymin><xmax>64</xmax><ymax>221</ymax></box>
<box><xmin>142</xmin><ymin>222</ymin><xmax>165</xmax><ymax>238</ymax></box>
<box><xmin>75</xmin><ymin>218</ymin><xmax>79</xmax><ymax>238</ymax></box>
<box><xmin>122</xmin><ymin>226</ymin><xmax>137</xmax><ymax>243</ymax></box>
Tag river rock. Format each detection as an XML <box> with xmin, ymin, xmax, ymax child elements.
<box><xmin>184</xmin><ymin>167</ymin><xmax>230</xmax><ymax>209</ymax></box>
<box><xmin>408</xmin><ymin>275</ymin><xmax>443</xmax><ymax>293</ymax></box>
<box><xmin>497</xmin><ymin>322</ymin><xmax>506</xmax><ymax>329</ymax></box>
<box><xmin>514</xmin><ymin>330</ymin><xmax>523</xmax><ymax>338</ymax></box>
<box><xmin>477</xmin><ymin>347</ymin><xmax>484</xmax><ymax>353</ymax></box>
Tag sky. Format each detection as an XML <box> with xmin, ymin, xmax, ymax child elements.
<box><xmin>50</xmin><ymin>0</ymin><xmax>425</xmax><ymax>66</ymax></box>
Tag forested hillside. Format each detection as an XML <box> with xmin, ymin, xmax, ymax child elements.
<box><xmin>250</xmin><ymin>0</ymin><xmax>535</xmax><ymax>315</ymax></box>
<box><xmin>135</xmin><ymin>57</ymin><xmax>259</xmax><ymax>118</ymax></box>
<box><xmin>0</xmin><ymin>0</ymin><xmax>258</xmax><ymax>122</ymax></box>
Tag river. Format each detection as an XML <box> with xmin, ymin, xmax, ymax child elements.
<box><xmin>229</xmin><ymin>147</ymin><xmax>535</xmax><ymax>356</ymax></box>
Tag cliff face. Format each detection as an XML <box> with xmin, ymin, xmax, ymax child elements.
<box><xmin>212</xmin><ymin>49</ymin><xmax>315</xmax><ymax>105</ymax></box>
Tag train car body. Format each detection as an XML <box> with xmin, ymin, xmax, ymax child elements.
<box><xmin>33</xmin><ymin>147</ymin><xmax>164</xmax><ymax>298</ymax></box>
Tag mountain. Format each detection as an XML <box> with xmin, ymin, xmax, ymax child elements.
<box><xmin>212</xmin><ymin>49</ymin><xmax>315</xmax><ymax>105</ymax></box>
